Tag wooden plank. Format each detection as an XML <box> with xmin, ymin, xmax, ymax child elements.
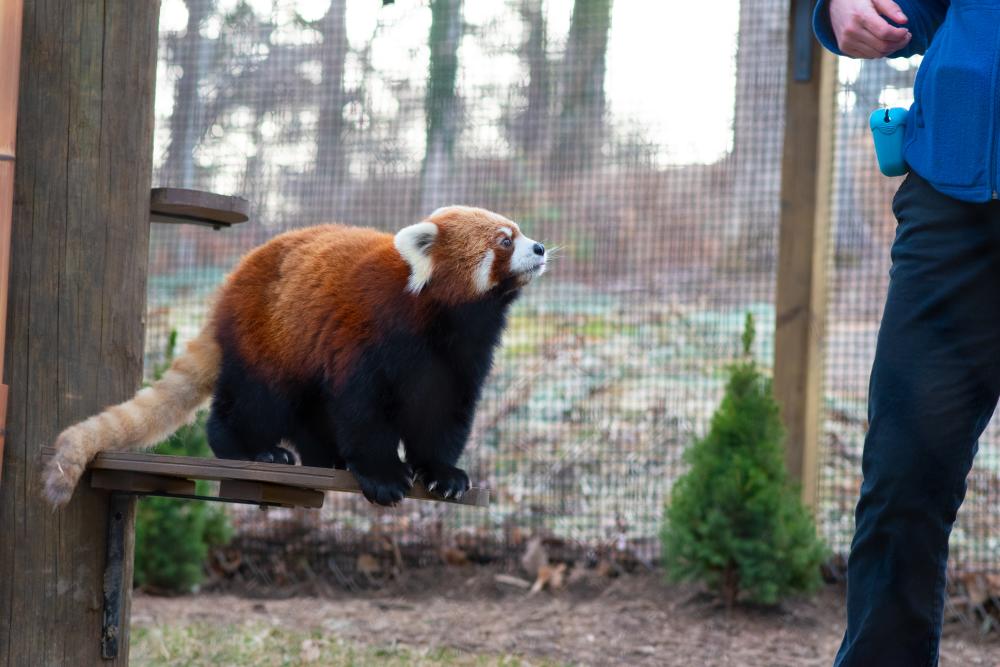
<box><xmin>0</xmin><ymin>1</ymin><xmax>160</xmax><ymax>665</ymax></box>
<box><xmin>91</xmin><ymin>469</ymin><xmax>198</xmax><ymax>496</ymax></box>
<box><xmin>773</xmin><ymin>4</ymin><xmax>836</xmax><ymax>509</ymax></box>
<box><xmin>150</xmin><ymin>187</ymin><xmax>250</xmax><ymax>228</ymax></box>
<box><xmin>218</xmin><ymin>479</ymin><xmax>326</xmax><ymax>508</ymax></box>
<box><xmin>41</xmin><ymin>447</ymin><xmax>491</xmax><ymax>507</ymax></box>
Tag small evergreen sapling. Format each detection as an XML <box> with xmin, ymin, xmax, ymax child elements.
<box><xmin>661</xmin><ymin>313</ymin><xmax>826</xmax><ymax>607</ymax></box>
<box><xmin>133</xmin><ymin>331</ymin><xmax>231</xmax><ymax>593</ymax></box>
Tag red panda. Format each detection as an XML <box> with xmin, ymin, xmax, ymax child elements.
<box><xmin>42</xmin><ymin>206</ymin><xmax>547</xmax><ymax>507</ymax></box>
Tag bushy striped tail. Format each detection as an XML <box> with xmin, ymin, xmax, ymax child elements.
<box><xmin>43</xmin><ymin>324</ymin><xmax>221</xmax><ymax>506</ymax></box>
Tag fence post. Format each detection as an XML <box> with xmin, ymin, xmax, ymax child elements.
<box><xmin>0</xmin><ymin>1</ymin><xmax>159</xmax><ymax>664</ymax></box>
<box><xmin>774</xmin><ymin>2</ymin><xmax>836</xmax><ymax>508</ymax></box>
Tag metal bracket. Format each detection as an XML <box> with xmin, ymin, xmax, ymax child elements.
<box><xmin>792</xmin><ymin>0</ymin><xmax>815</xmax><ymax>82</ymax></box>
<box><xmin>101</xmin><ymin>492</ymin><xmax>129</xmax><ymax>659</ymax></box>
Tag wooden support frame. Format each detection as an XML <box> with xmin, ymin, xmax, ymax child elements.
<box><xmin>101</xmin><ymin>494</ymin><xmax>130</xmax><ymax>659</ymax></box>
<box><xmin>218</xmin><ymin>480</ymin><xmax>326</xmax><ymax>508</ymax></box>
<box><xmin>774</xmin><ymin>0</ymin><xmax>837</xmax><ymax>508</ymax></box>
<box><xmin>43</xmin><ymin>447</ymin><xmax>492</xmax><ymax>508</ymax></box>
<box><xmin>91</xmin><ymin>469</ymin><xmax>198</xmax><ymax>496</ymax></box>
<box><xmin>0</xmin><ymin>1</ymin><xmax>160</xmax><ymax>663</ymax></box>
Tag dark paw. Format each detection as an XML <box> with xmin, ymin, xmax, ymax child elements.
<box><xmin>351</xmin><ymin>463</ymin><xmax>414</xmax><ymax>507</ymax></box>
<box><xmin>254</xmin><ymin>446</ymin><xmax>296</xmax><ymax>465</ymax></box>
<box><xmin>418</xmin><ymin>463</ymin><xmax>470</xmax><ymax>500</ymax></box>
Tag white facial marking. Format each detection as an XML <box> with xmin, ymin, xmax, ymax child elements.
<box><xmin>394</xmin><ymin>221</ymin><xmax>438</xmax><ymax>293</ymax></box>
<box><xmin>474</xmin><ymin>249</ymin><xmax>496</xmax><ymax>293</ymax></box>
<box><xmin>498</xmin><ymin>226</ymin><xmax>513</xmax><ymax>238</ymax></box>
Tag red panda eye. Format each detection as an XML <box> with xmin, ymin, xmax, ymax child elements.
<box><xmin>500</xmin><ymin>238</ymin><xmax>512</xmax><ymax>248</ymax></box>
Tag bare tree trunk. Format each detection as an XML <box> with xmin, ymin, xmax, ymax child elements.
<box><xmin>551</xmin><ymin>0</ymin><xmax>612</xmax><ymax>176</ymax></box>
<box><xmin>721</xmin><ymin>562</ymin><xmax>740</xmax><ymax>611</ymax></box>
<box><xmin>728</xmin><ymin>0</ymin><xmax>786</xmax><ymax>268</ymax></box>
<box><xmin>515</xmin><ymin>0</ymin><xmax>550</xmax><ymax>158</ymax></box>
<box><xmin>163</xmin><ymin>0</ymin><xmax>213</xmax><ymax>188</ymax></box>
<box><xmin>312</xmin><ymin>0</ymin><xmax>349</xmax><ymax>220</ymax></box>
<box><xmin>421</xmin><ymin>0</ymin><xmax>463</xmax><ymax>213</ymax></box>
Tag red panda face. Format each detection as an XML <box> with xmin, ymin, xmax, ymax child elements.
<box><xmin>394</xmin><ymin>206</ymin><xmax>547</xmax><ymax>304</ymax></box>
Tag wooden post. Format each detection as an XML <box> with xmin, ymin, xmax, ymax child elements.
<box><xmin>774</xmin><ymin>0</ymin><xmax>836</xmax><ymax>508</ymax></box>
<box><xmin>0</xmin><ymin>0</ymin><xmax>160</xmax><ymax>664</ymax></box>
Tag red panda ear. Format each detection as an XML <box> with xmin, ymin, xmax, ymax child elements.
<box><xmin>394</xmin><ymin>221</ymin><xmax>437</xmax><ymax>293</ymax></box>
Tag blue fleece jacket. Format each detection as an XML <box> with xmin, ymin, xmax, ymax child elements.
<box><xmin>814</xmin><ymin>1</ymin><xmax>1000</xmax><ymax>202</ymax></box>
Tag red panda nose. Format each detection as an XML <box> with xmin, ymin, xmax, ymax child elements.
<box><xmin>532</xmin><ymin>243</ymin><xmax>545</xmax><ymax>256</ymax></box>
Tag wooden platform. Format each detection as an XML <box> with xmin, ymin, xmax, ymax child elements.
<box><xmin>41</xmin><ymin>447</ymin><xmax>489</xmax><ymax>508</ymax></box>
<box><xmin>149</xmin><ymin>187</ymin><xmax>249</xmax><ymax>229</ymax></box>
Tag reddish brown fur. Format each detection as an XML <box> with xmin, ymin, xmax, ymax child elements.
<box><xmin>214</xmin><ymin>207</ymin><xmax>525</xmax><ymax>387</ymax></box>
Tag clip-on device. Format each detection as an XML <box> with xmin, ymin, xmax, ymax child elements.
<box><xmin>869</xmin><ymin>107</ymin><xmax>909</xmax><ymax>177</ymax></box>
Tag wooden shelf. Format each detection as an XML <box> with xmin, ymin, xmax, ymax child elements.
<box><xmin>41</xmin><ymin>447</ymin><xmax>490</xmax><ymax>508</ymax></box>
<box><xmin>150</xmin><ymin>187</ymin><xmax>249</xmax><ymax>229</ymax></box>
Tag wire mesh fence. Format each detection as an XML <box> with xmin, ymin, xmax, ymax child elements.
<box><xmin>818</xmin><ymin>55</ymin><xmax>1000</xmax><ymax>574</ymax></box>
<box><xmin>145</xmin><ymin>0</ymin><xmax>999</xmax><ymax>582</ymax></box>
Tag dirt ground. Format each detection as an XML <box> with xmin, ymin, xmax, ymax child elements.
<box><xmin>130</xmin><ymin>566</ymin><xmax>1000</xmax><ymax>666</ymax></box>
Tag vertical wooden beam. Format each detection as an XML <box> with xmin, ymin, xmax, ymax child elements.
<box><xmin>774</xmin><ymin>2</ymin><xmax>836</xmax><ymax>508</ymax></box>
<box><xmin>0</xmin><ymin>1</ymin><xmax>160</xmax><ymax>664</ymax></box>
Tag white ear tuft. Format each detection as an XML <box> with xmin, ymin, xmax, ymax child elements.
<box><xmin>394</xmin><ymin>221</ymin><xmax>438</xmax><ymax>293</ymax></box>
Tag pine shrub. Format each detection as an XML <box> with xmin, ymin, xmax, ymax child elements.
<box><xmin>133</xmin><ymin>331</ymin><xmax>231</xmax><ymax>593</ymax></box>
<box><xmin>660</xmin><ymin>313</ymin><xmax>827</xmax><ymax>607</ymax></box>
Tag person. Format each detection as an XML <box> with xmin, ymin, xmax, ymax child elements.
<box><xmin>813</xmin><ymin>0</ymin><xmax>1000</xmax><ymax>665</ymax></box>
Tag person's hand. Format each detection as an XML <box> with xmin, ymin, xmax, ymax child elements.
<box><xmin>829</xmin><ymin>0</ymin><xmax>912</xmax><ymax>58</ymax></box>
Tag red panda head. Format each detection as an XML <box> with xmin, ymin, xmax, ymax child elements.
<box><xmin>393</xmin><ymin>206</ymin><xmax>547</xmax><ymax>304</ymax></box>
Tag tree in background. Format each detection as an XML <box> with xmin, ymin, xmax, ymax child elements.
<box><xmin>728</xmin><ymin>0</ymin><xmax>785</xmax><ymax>269</ymax></box>
<box><xmin>551</xmin><ymin>0</ymin><xmax>612</xmax><ymax>175</ymax></box>
<box><xmin>422</xmin><ymin>0</ymin><xmax>463</xmax><ymax>212</ymax></box>
<box><xmin>312</xmin><ymin>0</ymin><xmax>350</xmax><ymax>216</ymax></box>
<box><xmin>661</xmin><ymin>314</ymin><xmax>827</xmax><ymax>608</ymax></box>
<box><xmin>162</xmin><ymin>0</ymin><xmax>214</xmax><ymax>189</ymax></box>
<box><xmin>511</xmin><ymin>0</ymin><xmax>551</xmax><ymax>159</ymax></box>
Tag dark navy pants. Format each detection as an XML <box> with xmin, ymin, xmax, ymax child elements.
<box><xmin>835</xmin><ymin>172</ymin><xmax>1000</xmax><ymax>666</ymax></box>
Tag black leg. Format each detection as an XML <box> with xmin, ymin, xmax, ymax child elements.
<box><xmin>414</xmin><ymin>460</ymin><xmax>470</xmax><ymax>500</ymax></box>
<box><xmin>206</xmin><ymin>407</ymin><xmax>252</xmax><ymax>460</ymax></box>
<box><xmin>342</xmin><ymin>426</ymin><xmax>413</xmax><ymax>506</ymax></box>
<box><xmin>402</xmin><ymin>420</ymin><xmax>473</xmax><ymax>500</ymax></box>
<box><xmin>331</xmin><ymin>401</ymin><xmax>412</xmax><ymax>505</ymax></box>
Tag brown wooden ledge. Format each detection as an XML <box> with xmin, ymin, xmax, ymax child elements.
<box><xmin>150</xmin><ymin>187</ymin><xmax>249</xmax><ymax>229</ymax></box>
<box><xmin>41</xmin><ymin>447</ymin><xmax>490</xmax><ymax>508</ymax></box>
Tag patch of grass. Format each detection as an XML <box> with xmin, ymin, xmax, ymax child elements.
<box><xmin>131</xmin><ymin>623</ymin><xmax>565</xmax><ymax>667</ymax></box>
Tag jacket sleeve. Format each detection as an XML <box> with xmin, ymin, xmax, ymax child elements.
<box><xmin>813</xmin><ymin>0</ymin><xmax>950</xmax><ymax>58</ymax></box>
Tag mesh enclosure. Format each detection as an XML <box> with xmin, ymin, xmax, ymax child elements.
<box><xmin>819</xmin><ymin>55</ymin><xmax>1000</xmax><ymax>573</ymax></box>
<box><xmin>146</xmin><ymin>0</ymin><xmax>999</xmax><ymax>579</ymax></box>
